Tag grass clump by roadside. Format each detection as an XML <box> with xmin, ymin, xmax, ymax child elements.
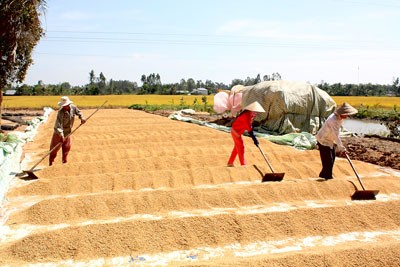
<box><xmin>129</xmin><ymin>96</ymin><xmax>214</xmax><ymax>113</ymax></box>
<box><xmin>354</xmin><ymin>105</ymin><xmax>399</xmax><ymax>121</ymax></box>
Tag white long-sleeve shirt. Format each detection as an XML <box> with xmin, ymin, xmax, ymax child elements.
<box><xmin>316</xmin><ymin>113</ymin><xmax>345</xmax><ymax>151</ymax></box>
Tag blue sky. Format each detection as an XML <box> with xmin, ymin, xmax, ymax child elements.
<box><xmin>24</xmin><ymin>0</ymin><xmax>400</xmax><ymax>87</ymax></box>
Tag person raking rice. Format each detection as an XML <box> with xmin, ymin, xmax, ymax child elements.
<box><xmin>49</xmin><ymin>96</ymin><xmax>86</xmax><ymax>166</ymax></box>
<box><xmin>227</xmin><ymin>101</ymin><xmax>266</xmax><ymax>167</ymax></box>
<box><xmin>316</xmin><ymin>102</ymin><xmax>358</xmax><ymax>180</ymax></box>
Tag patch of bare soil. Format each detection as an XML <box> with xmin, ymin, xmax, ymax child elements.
<box><xmin>342</xmin><ymin>136</ymin><xmax>400</xmax><ymax>170</ymax></box>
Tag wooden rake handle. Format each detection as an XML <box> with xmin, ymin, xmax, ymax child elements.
<box><xmin>27</xmin><ymin>100</ymin><xmax>108</xmax><ymax>171</ymax></box>
<box><xmin>256</xmin><ymin>144</ymin><xmax>275</xmax><ymax>173</ymax></box>
<box><xmin>344</xmin><ymin>152</ymin><xmax>366</xmax><ymax>191</ymax></box>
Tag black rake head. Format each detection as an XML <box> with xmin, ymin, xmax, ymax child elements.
<box><xmin>351</xmin><ymin>190</ymin><xmax>379</xmax><ymax>201</ymax></box>
<box><xmin>262</xmin><ymin>173</ymin><xmax>285</xmax><ymax>182</ymax></box>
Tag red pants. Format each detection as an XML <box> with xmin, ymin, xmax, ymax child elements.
<box><xmin>228</xmin><ymin>130</ymin><xmax>246</xmax><ymax>165</ymax></box>
<box><xmin>49</xmin><ymin>133</ymin><xmax>71</xmax><ymax>165</ymax></box>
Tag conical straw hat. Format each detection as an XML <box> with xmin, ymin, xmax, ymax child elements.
<box><xmin>244</xmin><ymin>101</ymin><xmax>265</xmax><ymax>112</ymax></box>
<box><xmin>335</xmin><ymin>102</ymin><xmax>358</xmax><ymax>116</ymax></box>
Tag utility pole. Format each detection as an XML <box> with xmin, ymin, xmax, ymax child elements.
<box><xmin>357</xmin><ymin>65</ymin><xmax>360</xmax><ymax>95</ymax></box>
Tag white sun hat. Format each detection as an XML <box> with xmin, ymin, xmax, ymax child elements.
<box><xmin>58</xmin><ymin>96</ymin><xmax>73</xmax><ymax>107</ymax></box>
<box><xmin>244</xmin><ymin>101</ymin><xmax>265</xmax><ymax>112</ymax></box>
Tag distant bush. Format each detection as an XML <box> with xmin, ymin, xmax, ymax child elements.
<box><xmin>354</xmin><ymin>105</ymin><xmax>400</xmax><ymax>121</ymax></box>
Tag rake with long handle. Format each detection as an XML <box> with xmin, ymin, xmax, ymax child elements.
<box><xmin>344</xmin><ymin>152</ymin><xmax>379</xmax><ymax>200</ymax></box>
<box><xmin>22</xmin><ymin>100</ymin><xmax>108</xmax><ymax>179</ymax></box>
<box><xmin>257</xmin><ymin>144</ymin><xmax>285</xmax><ymax>182</ymax></box>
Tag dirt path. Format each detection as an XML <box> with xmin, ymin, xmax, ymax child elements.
<box><xmin>1</xmin><ymin>109</ymin><xmax>400</xmax><ymax>266</ymax></box>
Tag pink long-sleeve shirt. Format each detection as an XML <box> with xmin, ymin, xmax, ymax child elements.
<box><xmin>316</xmin><ymin>113</ymin><xmax>345</xmax><ymax>151</ymax></box>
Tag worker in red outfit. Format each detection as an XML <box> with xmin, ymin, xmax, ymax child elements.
<box><xmin>227</xmin><ymin>101</ymin><xmax>265</xmax><ymax>167</ymax></box>
<box><xmin>49</xmin><ymin>96</ymin><xmax>86</xmax><ymax>166</ymax></box>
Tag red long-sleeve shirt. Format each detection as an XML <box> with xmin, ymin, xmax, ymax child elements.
<box><xmin>232</xmin><ymin>110</ymin><xmax>255</xmax><ymax>135</ymax></box>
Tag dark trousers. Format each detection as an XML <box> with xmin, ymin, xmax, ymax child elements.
<box><xmin>318</xmin><ymin>142</ymin><xmax>336</xmax><ymax>179</ymax></box>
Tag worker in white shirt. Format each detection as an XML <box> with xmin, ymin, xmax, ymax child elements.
<box><xmin>316</xmin><ymin>102</ymin><xmax>358</xmax><ymax>180</ymax></box>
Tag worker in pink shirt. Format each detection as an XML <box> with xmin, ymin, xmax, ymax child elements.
<box><xmin>227</xmin><ymin>101</ymin><xmax>265</xmax><ymax>167</ymax></box>
<box><xmin>316</xmin><ymin>102</ymin><xmax>358</xmax><ymax>180</ymax></box>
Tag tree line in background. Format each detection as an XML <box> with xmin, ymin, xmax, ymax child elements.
<box><xmin>5</xmin><ymin>70</ymin><xmax>400</xmax><ymax>97</ymax></box>
<box><xmin>6</xmin><ymin>70</ymin><xmax>282</xmax><ymax>96</ymax></box>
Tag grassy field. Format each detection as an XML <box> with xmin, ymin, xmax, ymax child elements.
<box><xmin>2</xmin><ymin>95</ymin><xmax>400</xmax><ymax>112</ymax></box>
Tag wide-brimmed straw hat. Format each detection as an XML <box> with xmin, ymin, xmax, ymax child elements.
<box><xmin>335</xmin><ymin>102</ymin><xmax>358</xmax><ymax>116</ymax></box>
<box><xmin>58</xmin><ymin>96</ymin><xmax>73</xmax><ymax>107</ymax></box>
<box><xmin>244</xmin><ymin>101</ymin><xmax>265</xmax><ymax>113</ymax></box>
